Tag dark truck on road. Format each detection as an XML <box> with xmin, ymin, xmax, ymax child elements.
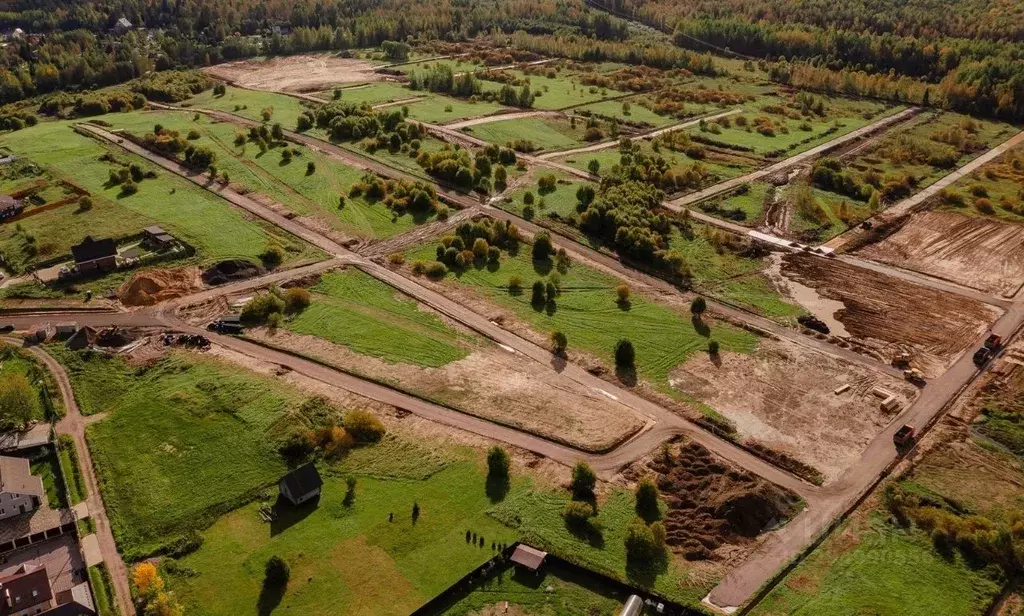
<box><xmin>973</xmin><ymin>333</ymin><xmax>1003</xmax><ymax>366</ymax></box>
<box><xmin>893</xmin><ymin>424</ymin><xmax>916</xmax><ymax>448</ymax></box>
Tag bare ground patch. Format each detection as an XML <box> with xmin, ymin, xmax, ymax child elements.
<box><xmin>778</xmin><ymin>253</ymin><xmax>1001</xmax><ymax>377</ymax></box>
<box><xmin>203</xmin><ymin>54</ymin><xmax>381</xmax><ymax>92</ymax></box>
<box><xmin>244</xmin><ymin>327</ymin><xmax>645</xmax><ymax>452</ymax></box>
<box><xmin>669</xmin><ymin>338</ymin><xmax>917</xmax><ymax>481</ymax></box>
<box><xmin>856</xmin><ymin>211</ymin><xmax>1024</xmax><ymax>298</ymax></box>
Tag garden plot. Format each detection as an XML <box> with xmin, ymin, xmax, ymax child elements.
<box><xmin>99</xmin><ymin>110</ymin><xmax>436</xmax><ymax>242</ymax></box>
<box><xmin>481</xmin><ymin>70</ymin><xmax>628</xmax><ymax>110</ymax></box>
<box><xmin>203</xmin><ymin>53</ymin><xmax>381</xmax><ymax>92</ymax></box>
<box><xmin>774</xmin><ymin>253</ymin><xmax>1001</xmax><ymax>377</ymax></box>
<box><xmin>184</xmin><ymin>85</ymin><xmax>316</xmax><ymax>129</ymax></box>
<box><xmin>670</xmin><ymin>337</ymin><xmax>917</xmax><ymax>481</ymax></box>
<box><xmin>216</xmin><ymin>268</ymin><xmax>646</xmax><ymax>452</ymax></box>
<box><xmin>855</xmin><ymin>211</ymin><xmax>1024</xmax><ymax>297</ymax></box>
<box><xmin>462</xmin><ymin>116</ymin><xmax>590</xmax><ymax>152</ymax></box>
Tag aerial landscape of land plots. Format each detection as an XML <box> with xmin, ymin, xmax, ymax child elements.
<box><xmin>1</xmin><ymin>0</ymin><xmax>1024</xmax><ymax>611</ymax></box>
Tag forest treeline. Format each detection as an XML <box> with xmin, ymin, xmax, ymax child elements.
<box><xmin>0</xmin><ymin>0</ymin><xmax>1022</xmax><ymax>120</ymax></box>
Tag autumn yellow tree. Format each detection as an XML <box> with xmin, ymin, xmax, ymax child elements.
<box><xmin>132</xmin><ymin>563</ymin><xmax>163</xmax><ymax>602</ymax></box>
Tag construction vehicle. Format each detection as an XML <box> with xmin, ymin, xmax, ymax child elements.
<box><xmin>892</xmin><ymin>351</ymin><xmax>911</xmax><ymax>367</ymax></box>
<box><xmin>798</xmin><ymin>315</ymin><xmax>830</xmax><ymax>335</ymax></box>
<box><xmin>973</xmin><ymin>333</ymin><xmax>1004</xmax><ymax>366</ymax></box>
<box><xmin>903</xmin><ymin>368</ymin><xmax>925</xmax><ymax>384</ymax></box>
<box><xmin>893</xmin><ymin>424</ymin><xmax>916</xmax><ymax>448</ymax></box>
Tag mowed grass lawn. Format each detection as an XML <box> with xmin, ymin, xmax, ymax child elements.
<box><xmin>64</xmin><ymin>349</ymin><xmax>305</xmax><ymax>559</ymax></box>
<box><xmin>285</xmin><ymin>268</ymin><xmax>473</xmax><ymax>367</ymax></box>
<box><xmin>751</xmin><ymin>513</ymin><xmax>1003</xmax><ymax>616</ymax></box>
<box><xmin>434</xmin><ymin>560</ymin><xmax>626</xmax><ymax>616</ymax></box>
<box><xmin>464</xmin><ymin>117</ymin><xmax>589</xmax><ymax>152</ymax></box>
<box><xmin>170</xmin><ymin>461</ymin><xmax>518</xmax><ymax>616</ymax></box>
<box><xmin>407</xmin><ymin>240</ymin><xmax>758</xmax><ymax>389</ymax></box>
<box><xmin>101</xmin><ymin>110</ymin><xmax>434</xmax><ymax>239</ymax></box>
<box><xmin>186</xmin><ymin>86</ymin><xmax>314</xmax><ymax>131</ymax></box>
<box><xmin>326</xmin><ymin>82</ymin><xmax>419</xmax><ymax>106</ymax></box>
<box><xmin>575</xmin><ymin>99</ymin><xmax>676</xmax><ymax>128</ymax></box>
<box><xmin>482</xmin><ymin>71</ymin><xmax>627</xmax><ymax>110</ymax></box>
<box><xmin>0</xmin><ymin>120</ymin><xmax>316</xmax><ymax>271</ymax></box>
<box><xmin>502</xmin><ymin>173</ymin><xmax>593</xmax><ymax>220</ymax></box>
<box><xmin>403</xmin><ymin>95</ymin><xmax>509</xmax><ymax>125</ymax></box>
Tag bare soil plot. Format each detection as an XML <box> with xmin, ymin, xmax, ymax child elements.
<box><xmin>240</xmin><ymin>327</ymin><xmax>646</xmax><ymax>453</ymax></box>
<box><xmin>669</xmin><ymin>338</ymin><xmax>916</xmax><ymax>481</ymax></box>
<box><xmin>203</xmin><ymin>54</ymin><xmax>381</xmax><ymax>92</ymax></box>
<box><xmin>625</xmin><ymin>441</ymin><xmax>803</xmax><ymax>561</ymax></box>
<box><xmin>856</xmin><ymin>211</ymin><xmax>1024</xmax><ymax>298</ymax></box>
<box><xmin>777</xmin><ymin>253</ymin><xmax>1001</xmax><ymax>377</ymax></box>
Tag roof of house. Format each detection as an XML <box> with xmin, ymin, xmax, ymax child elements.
<box><xmin>280</xmin><ymin>463</ymin><xmax>322</xmax><ymax>496</ymax></box>
<box><xmin>143</xmin><ymin>226</ymin><xmax>166</xmax><ymax>236</ymax></box>
<box><xmin>52</xmin><ymin>582</ymin><xmax>95</xmax><ymax>616</ymax></box>
<box><xmin>40</xmin><ymin>601</ymin><xmax>95</xmax><ymax>616</ymax></box>
<box><xmin>70</xmin><ymin>236</ymin><xmax>117</xmax><ymax>264</ymax></box>
<box><xmin>0</xmin><ymin>456</ymin><xmax>44</xmax><ymax>498</ymax></box>
<box><xmin>115</xmin><ymin>17</ymin><xmax>132</xmax><ymax>28</ymax></box>
<box><xmin>0</xmin><ymin>564</ymin><xmax>53</xmax><ymax>615</ymax></box>
<box><xmin>510</xmin><ymin>544</ymin><xmax>547</xmax><ymax>571</ymax></box>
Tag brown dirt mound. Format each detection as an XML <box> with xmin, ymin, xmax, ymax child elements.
<box><xmin>202</xmin><ymin>259</ymin><xmax>264</xmax><ymax>286</ymax></box>
<box><xmin>118</xmin><ymin>267</ymin><xmax>203</xmax><ymax>306</ymax></box>
<box><xmin>646</xmin><ymin>442</ymin><xmax>802</xmax><ymax>560</ymax></box>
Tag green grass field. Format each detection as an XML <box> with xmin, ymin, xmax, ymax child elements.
<box><xmin>168</xmin><ymin>460</ymin><xmax>518</xmax><ymax>616</ymax></box>
<box><xmin>481</xmin><ymin>71</ymin><xmax>627</xmax><ymax>111</ymax></box>
<box><xmin>574</xmin><ymin>99</ymin><xmax>676</xmax><ymax>128</ymax></box>
<box><xmin>488</xmin><ymin>489</ymin><xmax>704</xmax><ymax>605</ymax></box>
<box><xmin>0</xmin><ymin>120</ymin><xmax>317</xmax><ymax>275</ymax></box>
<box><xmin>322</xmin><ymin>82</ymin><xmax>419</xmax><ymax>107</ymax></box>
<box><xmin>89</xmin><ymin>565</ymin><xmax>117</xmax><ymax>616</ymax></box>
<box><xmin>433</xmin><ymin>559</ymin><xmax>626</xmax><ymax>616</ymax></box>
<box><xmin>27</xmin><ymin>449</ymin><xmax>68</xmax><ymax>509</ymax></box>
<box><xmin>186</xmin><ymin>86</ymin><xmax>315</xmax><ymax>131</ymax></box>
<box><xmin>65</xmin><ymin>349</ymin><xmax>306</xmax><ymax>558</ymax></box>
<box><xmin>927</xmin><ymin>144</ymin><xmax>1024</xmax><ymax>224</ymax></box>
<box><xmin>100</xmin><ymin>110</ymin><xmax>433</xmax><ymax>239</ymax></box>
<box><xmin>285</xmin><ymin>268</ymin><xmax>473</xmax><ymax>368</ymax></box>
<box><xmin>555</xmin><ymin>141</ymin><xmax>752</xmax><ymax>189</ymax></box>
<box><xmin>396</xmin><ymin>58</ymin><xmax>487</xmax><ymax>76</ymax></box>
<box><xmin>407</xmin><ymin>239</ymin><xmax>758</xmax><ymax>390</ymax></box>
<box><xmin>752</xmin><ymin>513</ymin><xmax>1003</xmax><ymax>616</ymax></box>
<box><xmin>501</xmin><ymin>173</ymin><xmax>591</xmax><ymax>220</ymax></box>
<box><xmin>403</xmin><ymin>95</ymin><xmax>509</xmax><ymax>125</ymax></box>
<box><xmin>57</xmin><ymin>437</ymin><xmax>87</xmax><ymax>504</ymax></box>
<box><xmin>699</xmin><ymin>182</ymin><xmax>774</xmax><ymax>225</ymax></box>
<box><xmin>463</xmin><ymin>117</ymin><xmax>589</xmax><ymax>152</ymax></box>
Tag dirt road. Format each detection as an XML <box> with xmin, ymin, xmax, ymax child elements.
<box><xmin>18</xmin><ymin>345</ymin><xmax>134</xmax><ymax>616</ymax></box>
<box><xmin>824</xmin><ymin>129</ymin><xmax>1024</xmax><ymax>253</ymax></box>
<box><xmin>536</xmin><ymin>108</ymin><xmax>743</xmax><ymax>160</ymax></box>
<box><xmin>665</xmin><ymin>107</ymin><xmax>919</xmax><ymax>209</ymax></box>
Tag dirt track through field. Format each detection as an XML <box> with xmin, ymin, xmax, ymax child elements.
<box><xmin>857</xmin><ymin>211</ymin><xmax>1024</xmax><ymax>298</ymax></box>
<box><xmin>779</xmin><ymin>252</ymin><xmax>1001</xmax><ymax>377</ymax></box>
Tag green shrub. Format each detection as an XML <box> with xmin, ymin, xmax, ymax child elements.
<box><xmin>570</xmin><ymin>461</ymin><xmax>596</xmax><ymax>498</ymax></box>
<box><xmin>344</xmin><ymin>410</ymin><xmax>386</xmax><ymax>443</ymax></box>
<box><xmin>265</xmin><ymin>555</ymin><xmax>290</xmax><ymax>587</ymax></box>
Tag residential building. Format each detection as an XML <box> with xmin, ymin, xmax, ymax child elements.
<box><xmin>279</xmin><ymin>464</ymin><xmax>322</xmax><ymax>506</ymax></box>
<box><xmin>0</xmin><ymin>564</ymin><xmax>53</xmax><ymax>616</ymax></box>
<box><xmin>0</xmin><ymin>197</ymin><xmax>23</xmax><ymax>221</ymax></box>
<box><xmin>69</xmin><ymin>237</ymin><xmax>116</xmax><ymax>273</ymax></box>
<box><xmin>0</xmin><ymin>458</ymin><xmax>43</xmax><ymax>521</ymax></box>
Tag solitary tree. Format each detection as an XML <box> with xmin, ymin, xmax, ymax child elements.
<box><xmin>532</xmin><ymin>231</ymin><xmax>553</xmax><ymax>261</ymax></box>
<box><xmin>616</xmin><ymin>284</ymin><xmax>631</xmax><ymax>304</ymax></box>
<box><xmin>635</xmin><ymin>478</ymin><xmax>660</xmax><ymax>520</ymax></box>
<box><xmin>531</xmin><ymin>280</ymin><xmax>546</xmax><ymax>305</ymax></box>
<box><xmin>571</xmin><ymin>461</ymin><xmax>597</xmax><ymax>498</ymax></box>
<box><xmin>690</xmin><ymin>296</ymin><xmax>707</xmax><ymax>316</ymax></box>
<box><xmin>550</xmin><ymin>330</ymin><xmax>568</xmax><ymax>355</ymax></box>
<box><xmin>412</xmin><ymin>502</ymin><xmax>421</xmax><ymax>523</ymax></box>
<box><xmin>0</xmin><ymin>374</ymin><xmax>38</xmax><ymax>431</ymax></box>
<box><xmin>614</xmin><ymin>339</ymin><xmax>635</xmax><ymax>371</ymax></box>
<box><xmin>587</xmin><ymin>159</ymin><xmax>600</xmax><ymax>175</ymax></box>
<box><xmin>265</xmin><ymin>555</ymin><xmax>290</xmax><ymax>587</ymax></box>
<box><xmin>708</xmin><ymin>340</ymin><xmax>720</xmax><ymax>356</ymax></box>
<box><xmin>486</xmin><ymin>446</ymin><xmax>511</xmax><ymax>482</ymax></box>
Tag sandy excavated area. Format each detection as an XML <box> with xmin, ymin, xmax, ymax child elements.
<box><xmin>244</xmin><ymin>328</ymin><xmax>646</xmax><ymax>453</ymax></box>
<box><xmin>779</xmin><ymin>252</ymin><xmax>1001</xmax><ymax>378</ymax></box>
<box><xmin>118</xmin><ymin>267</ymin><xmax>203</xmax><ymax>307</ymax></box>
<box><xmin>670</xmin><ymin>338</ymin><xmax>917</xmax><ymax>482</ymax></box>
<box><xmin>856</xmin><ymin>211</ymin><xmax>1024</xmax><ymax>298</ymax></box>
<box><xmin>204</xmin><ymin>54</ymin><xmax>381</xmax><ymax>92</ymax></box>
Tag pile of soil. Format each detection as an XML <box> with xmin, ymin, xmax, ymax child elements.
<box><xmin>95</xmin><ymin>327</ymin><xmax>137</xmax><ymax>348</ymax></box>
<box><xmin>118</xmin><ymin>267</ymin><xmax>203</xmax><ymax>306</ymax></box>
<box><xmin>646</xmin><ymin>442</ymin><xmax>802</xmax><ymax>560</ymax></box>
<box><xmin>201</xmin><ymin>259</ymin><xmax>264</xmax><ymax>286</ymax></box>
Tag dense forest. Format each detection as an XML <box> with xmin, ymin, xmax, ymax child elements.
<box><xmin>0</xmin><ymin>0</ymin><xmax>1022</xmax><ymax>120</ymax></box>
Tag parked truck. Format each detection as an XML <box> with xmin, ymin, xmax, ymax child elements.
<box><xmin>893</xmin><ymin>424</ymin><xmax>916</xmax><ymax>448</ymax></box>
<box><xmin>973</xmin><ymin>333</ymin><xmax>1003</xmax><ymax>366</ymax></box>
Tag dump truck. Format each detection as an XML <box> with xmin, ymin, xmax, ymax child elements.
<box><xmin>903</xmin><ymin>368</ymin><xmax>925</xmax><ymax>384</ymax></box>
<box><xmin>974</xmin><ymin>334</ymin><xmax>1004</xmax><ymax>366</ymax></box>
<box><xmin>973</xmin><ymin>347</ymin><xmax>992</xmax><ymax>366</ymax></box>
<box><xmin>893</xmin><ymin>424</ymin><xmax>915</xmax><ymax>448</ymax></box>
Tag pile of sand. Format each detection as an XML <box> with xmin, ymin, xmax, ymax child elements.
<box><xmin>119</xmin><ymin>267</ymin><xmax>203</xmax><ymax>306</ymax></box>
